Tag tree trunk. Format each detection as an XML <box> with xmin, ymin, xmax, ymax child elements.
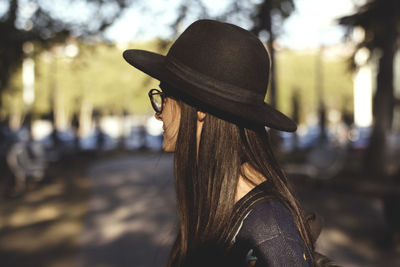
<box><xmin>251</xmin><ymin>0</ymin><xmax>277</xmax><ymax>108</ymax></box>
<box><xmin>264</xmin><ymin>0</ymin><xmax>277</xmax><ymax>109</ymax></box>
<box><xmin>267</xmin><ymin>38</ymin><xmax>277</xmax><ymax>108</ymax></box>
<box><xmin>253</xmin><ymin>0</ymin><xmax>281</xmax><ymax>148</ymax></box>
<box><xmin>78</xmin><ymin>98</ymin><xmax>93</xmax><ymax>139</ymax></box>
<box><xmin>316</xmin><ymin>46</ymin><xmax>327</xmax><ymax>144</ymax></box>
<box><xmin>364</xmin><ymin>16</ymin><xmax>397</xmax><ymax>175</ymax></box>
<box><xmin>0</xmin><ymin>0</ymin><xmax>20</xmax><ymax>110</ymax></box>
<box><xmin>291</xmin><ymin>90</ymin><xmax>300</xmax><ymax>150</ymax></box>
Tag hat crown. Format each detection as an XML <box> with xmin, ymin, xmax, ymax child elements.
<box><xmin>122</xmin><ymin>19</ymin><xmax>297</xmax><ymax>131</ymax></box>
<box><xmin>166</xmin><ymin>20</ymin><xmax>270</xmax><ymax>101</ymax></box>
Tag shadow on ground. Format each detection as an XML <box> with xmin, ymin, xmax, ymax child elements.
<box><xmin>0</xmin><ymin>153</ymin><xmax>92</xmax><ymax>267</ymax></box>
<box><xmin>292</xmin><ymin>175</ymin><xmax>400</xmax><ymax>267</ymax></box>
<box><xmin>77</xmin><ymin>152</ymin><xmax>176</xmax><ymax>267</ymax></box>
<box><xmin>1</xmin><ymin>150</ymin><xmax>399</xmax><ymax>267</ymax></box>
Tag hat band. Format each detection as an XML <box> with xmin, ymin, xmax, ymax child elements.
<box><xmin>165</xmin><ymin>57</ymin><xmax>261</xmax><ymax>104</ymax></box>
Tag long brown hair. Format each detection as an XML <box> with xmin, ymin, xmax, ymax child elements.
<box><xmin>167</xmin><ymin>100</ymin><xmax>314</xmax><ymax>267</ymax></box>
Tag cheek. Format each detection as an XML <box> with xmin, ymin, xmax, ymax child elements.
<box><xmin>169</xmin><ymin>102</ymin><xmax>181</xmax><ymax>131</ymax></box>
<box><xmin>163</xmin><ymin>99</ymin><xmax>181</xmax><ymax>137</ymax></box>
<box><xmin>173</xmin><ymin>109</ymin><xmax>181</xmax><ymax>136</ymax></box>
<box><xmin>165</xmin><ymin>117</ymin><xmax>179</xmax><ymax>140</ymax></box>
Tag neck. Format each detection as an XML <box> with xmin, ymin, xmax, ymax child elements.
<box><xmin>235</xmin><ymin>163</ymin><xmax>266</xmax><ymax>203</ymax></box>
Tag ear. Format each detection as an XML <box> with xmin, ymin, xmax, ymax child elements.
<box><xmin>197</xmin><ymin>110</ymin><xmax>206</xmax><ymax>122</ymax></box>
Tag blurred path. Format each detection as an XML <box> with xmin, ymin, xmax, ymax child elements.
<box><xmin>76</xmin><ymin>152</ymin><xmax>400</xmax><ymax>267</ymax></box>
<box><xmin>0</xmin><ymin>156</ymin><xmax>91</xmax><ymax>267</ymax></box>
<box><xmin>77</xmin><ymin>153</ymin><xmax>176</xmax><ymax>267</ymax></box>
<box><xmin>294</xmin><ymin>178</ymin><xmax>400</xmax><ymax>267</ymax></box>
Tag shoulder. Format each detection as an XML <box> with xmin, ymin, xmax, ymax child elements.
<box><xmin>238</xmin><ymin>200</ymin><xmax>297</xmax><ymax>242</ymax></box>
<box><xmin>236</xmin><ymin>200</ymin><xmax>312</xmax><ymax>266</ymax></box>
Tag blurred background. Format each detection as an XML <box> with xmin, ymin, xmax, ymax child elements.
<box><xmin>0</xmin><ymin>0</ymin><xmax>399</xmax><ymax>266</ymax></box>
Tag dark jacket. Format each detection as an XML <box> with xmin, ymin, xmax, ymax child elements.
<box><xmin>183</xmin><ymin>181</ymin><xmax>339</xmax><ymax>267</ymax></box>
<box><xmin>230</xmin><ymin>199</ymin><xmax>312</xmax><ymax>266</ymax></box>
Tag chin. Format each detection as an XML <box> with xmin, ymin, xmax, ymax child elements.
<box><xmin>162</xmin><ymin>142</ymin><xmax>175</xmax><ymax>153</ymax></box>
<box><xmin>162</xmin><ymin>143</ymin><xmax>174</xmax><ymax>152</ymax></box>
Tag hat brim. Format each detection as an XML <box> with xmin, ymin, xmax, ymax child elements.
<box><xmin>123</xmin><ymin>49</ymin><xmax>297</xmax><ymax>132</ymax></box>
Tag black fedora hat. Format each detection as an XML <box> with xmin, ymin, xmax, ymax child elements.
<box><xmin>123</xmin><ymin>19</ymin><xmax>297</xmax><ymax>132</ymax></box>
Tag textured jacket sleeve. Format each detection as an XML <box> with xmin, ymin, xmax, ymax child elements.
<box><xmin>235</xmin><ymin>200</ymin><xmax>312</xmax><ymax>267</ymax></box>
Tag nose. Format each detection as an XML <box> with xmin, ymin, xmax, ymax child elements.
<box><xmin>154</xmin><ymin>112</ymin><xmax>162</xmax><ymax>121</ymax></box>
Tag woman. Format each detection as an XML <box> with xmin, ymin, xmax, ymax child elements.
<box><xmin>123</xmin><ymin>20</ymin><xmax>315</xmax><ymax>267</ymax></box>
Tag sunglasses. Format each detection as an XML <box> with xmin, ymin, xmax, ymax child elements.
<box><xmin>148</xmin><ymin>89</ymin><xmax>166</xmax><ymax>114</ymax></box>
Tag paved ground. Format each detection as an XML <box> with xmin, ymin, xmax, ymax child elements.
<box><xmin>294</xmin><ymin>178</ymin><xmax>400</xmax><ymax>267</ymax></box>
<box><xmin>77</xmin><ymin>153</ymin><xmax>176</xmax><ymax>267</ymax></box>
<box><xmin>79</xmin><ymin>153</ymin><xmax>400</xmax><ymax>267</ymax></box>
<box><xmin>1</xmin><ymin>152</ymin><xmax>399</xmax><ymax>267</ymax></box>
<box><xmin>0</xmin><ymin>155</ymin><xmax>91</xmax><ymax>267</ymax></box>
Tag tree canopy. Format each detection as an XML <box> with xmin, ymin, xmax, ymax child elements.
<box><xmin>0</xmin><ymin>0</ymin><xmax>133</xmax><ymax>107</ymax></box>
<box><xmin>339</xmin><ymin>0</ymin><xmax>400</xmax><ymax>174</ymax></box>
<box><xmin>1</xmin><ymin>0</ymin><xmax>354</xmax><ymax>130</ymax></box>
<box><xmin>2</xmin><ymin>39</ymin><xmax>353</xmax><ymax>127</ymax></box>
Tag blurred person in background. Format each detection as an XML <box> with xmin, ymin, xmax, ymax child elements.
<box><xmin>123</xmin><ymin>20</ymin><xmax>330</xmax><ymax>267</ymax></box>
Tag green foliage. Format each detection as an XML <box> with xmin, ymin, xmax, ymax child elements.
<box><xmin>31</xmin><ymin>39</ymin><xmax>169</xmax><ymax>120</ymax></box>
<box><xmin>339</xmin><ymin>0</ymin><xmax>400</xmax><ymax>58</ymax></box>
<box><xmin>1</xmin><ymin>66</ymin><xmax>24</xmax><ymax>120</ymax></box>
<box><xmin>276</xmin><ymin>49</ymin><xmax>353</xmax><ymax>123</ymax></box>
<box><xmin>3</xmin><ymin>39</ymin><xmax>353</xmax><ymax>126</ymax></box>
<box><xmin>0</xmin><ymin>0</ymin><xmax>133</xmax><ymax>107</ymax></box>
